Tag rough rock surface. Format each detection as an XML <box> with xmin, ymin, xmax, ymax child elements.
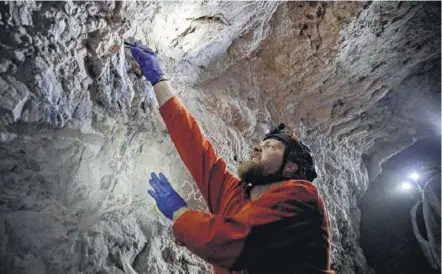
<box><xmin>0</xmin><ymin>1</ymin><xmax>440</xmax><ymax>274</ymax></box>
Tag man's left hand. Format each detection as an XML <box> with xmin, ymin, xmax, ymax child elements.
<box><xmin>147</xmin><ymin>172</ymin><xmax>187</xmax><ymax>220</ymax></box>
<box><xmin>129</xmin><ymin>41</ymin><xmax>165</xmax><ymax>85</ymax></box>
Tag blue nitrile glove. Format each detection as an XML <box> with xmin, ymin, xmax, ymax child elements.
<box><xmin>129</xmin><ymin>41</ymin><xmax>165</xmax><ymax>85</ymax></box>
<box><xmin>147</xmin><ymin>172</ymin><xmax>187</xmax><ymax>220</ymax></box>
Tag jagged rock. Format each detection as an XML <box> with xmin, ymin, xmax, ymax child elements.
<box><xmin>0</xmin><ymin>1</ymin><xmax>440</xmax><ymax>274</ymax></box>
<box><xmin>0</xmin><ymin>75</ymin><xmax>30</xmax><ymax>124</ymax></box>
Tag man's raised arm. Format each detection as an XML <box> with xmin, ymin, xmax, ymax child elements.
<box><xmin>130</xmin><ymin>42</ymin><xmax>241</xmax><ymax>214</ymax></box>
<box><xmin>152</xmin><ymin>79</ymin><xmax>175</xmax><ymax>107</ymax></box>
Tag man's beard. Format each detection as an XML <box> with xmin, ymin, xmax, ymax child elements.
<box><xmin>238</xmin><ymin>159</ymin><xmax>283</xmax><ymax>185</ymax></box>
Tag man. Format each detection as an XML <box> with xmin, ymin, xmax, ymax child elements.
<box><xmin>410</xmin><ymin>171</ymin><xmax>441</xmax><ymax>270</ymax></box>
<box><xmin>129</xmin><ymin>42</ymin><xmax>334</xmax><ymax>274</ymax></box>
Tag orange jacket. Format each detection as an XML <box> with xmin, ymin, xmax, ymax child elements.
<box><xmin>159</xmin><ymin>96</ymin><xmax>334</xmax><ymax>274</ymax></box>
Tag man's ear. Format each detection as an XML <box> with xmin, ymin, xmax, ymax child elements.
<box><xmin>282</xmin><ymin>161</ymin><xmax>298</xmax><ymax>177</ymax></box>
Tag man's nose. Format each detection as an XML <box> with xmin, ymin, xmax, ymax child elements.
<box><xmin>253</xmin><ymin>145</ymin><xmax>262</xmax><ymax>152</ymax></box>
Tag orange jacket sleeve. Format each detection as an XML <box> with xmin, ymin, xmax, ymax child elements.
<box><xmin>172</xmin><ymin>181</ymin><xmax>325</xmax><ymax>271</ymax></box>
<box><xmin>159</xmin><ymin>96</ymin><xmax>242</xmax><ymax>214</ymax></box>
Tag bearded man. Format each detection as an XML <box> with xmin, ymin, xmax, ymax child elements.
<box><xmin>129</xmin><ymin>41</ymin><xmax>334</xmax><ymax>274</ymax></box>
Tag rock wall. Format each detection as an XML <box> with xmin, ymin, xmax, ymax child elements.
<box><xmin>0</xmin><ymin>1</ymin><xmax>440</xmax><ymax>274</ymax></box>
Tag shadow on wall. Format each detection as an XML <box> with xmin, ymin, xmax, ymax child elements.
<box><xmin>359</xmin><ymin>135</ymin><xmax>441</xmax><ymax>274</ymax></box>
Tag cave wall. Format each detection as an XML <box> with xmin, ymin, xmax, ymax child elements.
<box><xmin>0</xmin><ymin>1</ymin><xmax>440</xmax><ymax>274</ymax></box>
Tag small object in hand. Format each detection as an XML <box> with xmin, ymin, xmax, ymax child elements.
<box><xmin>124</xmin><ymin>41</ymin><xmax>156</xmax><ymax>54</ymax></box>
<box><xmin>124</xmin><ymin>41</ymin><xmax>146</xmax><ymax>77</ymax></box>
<box><xmin>124</xmin><ymin>41</ymin><xmax>136</xmax><ymax>49</ymax></box>
<box><xmin>130</xmin><ymin>60</ymin><xmax>143</xmax><ymax>77</ymax></box>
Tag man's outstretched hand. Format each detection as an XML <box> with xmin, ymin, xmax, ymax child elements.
<box><xmin>130</xmin><ymin>41</ymin><xmax>165</xmax><ymax>85</ymax></box>
<box><xmin>147</xmin><ymin>172</ymin><xmax>187</xmax><ymax>220</ymax></box>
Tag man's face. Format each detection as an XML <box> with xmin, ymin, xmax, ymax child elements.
<box><xmin>238</xmin><ymin>139</ymin><xmax>285</xmax><ymax>182</ymax></box>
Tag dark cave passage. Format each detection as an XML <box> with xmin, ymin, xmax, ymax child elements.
<box><xmin>360</xmin><ymin>135</ymin><xmax>441</xmax><ymax>274</ymax></box>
